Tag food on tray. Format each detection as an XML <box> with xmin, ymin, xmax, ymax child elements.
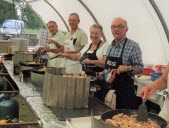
<box><xmin>105</xmin><ymin>113</ymin><xmax>160</xmax><ymax>128</ymax></box>
<box><xmin>23</xmin><ymin>61</ymin><xmax>40</xmax><ymax>65</ymax></box>
<box><xmin>38</xmin><ymin>67</ymin><xmax>48</xmax><ymax>71</ymax></box>
<box><xmin>63</xmin><ymin>73</ymin><xmax>87</xmax><ymax>78</ymax></box>
<box><xmin>20</xmin><ymin>51</ymin><xmax>36</xmax><ymax>54</ymax></box>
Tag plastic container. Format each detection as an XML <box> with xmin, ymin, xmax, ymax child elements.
<box><xmin>150</xmin><ymin>72</ymin><xmax>162</xmax><ymax>81</ymax></box>
<box><xmin>142</xmin><ymin>68</ymin><xmax>155</xmax><ymax>76</ymax></box>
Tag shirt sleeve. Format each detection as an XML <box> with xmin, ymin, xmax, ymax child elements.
<box><xmin>80</xmin><ymin>31</ymin><xmax>88</xmax><ymax>46</ymax></box>
<box><xmin>57</xmin><ymin>34</ymin><xmax>65</xmax><ymax>45</ymax></box>
<box><xmin>102</xmin><ymin>42</ymin><xmax>109</xmax><ymax>56</ymax></box>
<box><xmin>106</xmin><ymin>45</ymin><xmax>111</xmax><ymax>57</ymax></box>
<box><xmin>131</xmin><ymin>43</ymin><xmax>144</xmax><ymax>71</ymax></box>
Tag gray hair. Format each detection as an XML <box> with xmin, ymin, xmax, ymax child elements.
<box><xmin>47</xmin><ymin>21</ymin><xmax>57</xmax><ymax>26</ymax></box>
<box><xmin>112</xmin><ymin>17</ymin><xmax>128</xmax><ymax>27</ymax></box>
<box><xmin>90</xmin><ymin>24</ymin><xmax>103</xmax><ymax>35</ymax></box>
<box><xmin>69</xmin><ymin>13</ymin><xmax>80</xmax><ymax>21</ymax></box>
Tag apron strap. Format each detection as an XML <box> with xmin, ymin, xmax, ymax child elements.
<box><xmin>71</xmin><ymin>28</ymin><xmax>79</xmax><ymax>40</ymax></box>
<box><xmin>120</xmin><ymin>38</ymin><xmax>127</xmax><ymax>58</ymax></box>
<box><xmin>87</xmin><ymin>40</ymin><xmax>102</xmax><ymax>51</ymax></box>
<box><xmin>108</xmin><ymin>38</ymin><xmax>128</xmax><ymax>58</ymax></box>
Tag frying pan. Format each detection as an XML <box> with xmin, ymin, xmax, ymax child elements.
<box><xmin>31</xmin><ymin>67</ymin><xmax>46</xmax><ymax>74</ymax></box>
<box><xmin>101</xmin><ymin>109</ymin><xmax>168</xmax><ymax>128</ymax></box>
<box><xmin>19</xmin><ymin>61</ymin><xmax>43</xmax><ymax>67</ymax></box>
<box><xmin>19</xmin><ymin>61</ymin><xmax>44</xmax><ymax>77</ymax></box>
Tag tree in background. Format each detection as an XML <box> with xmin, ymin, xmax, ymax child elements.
<box><xmin>21</xmin><ymin>5</ymin><xmax>45</xmax><ymax>29</ymax></box>
<box><xmin>0</xmin><ymin>0</ymin><xmax>18</xmax><ymax>25</ymax></box>
<box><xmin>0</xmin><ymin>0</ymin><xmax>45</xmax><ymax>29</ymax></box>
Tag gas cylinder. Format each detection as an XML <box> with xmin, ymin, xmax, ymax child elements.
<box><xmin>0</xmin><ymin>94</ymin><xmax>19</xmax><ymax>120</ymax></box>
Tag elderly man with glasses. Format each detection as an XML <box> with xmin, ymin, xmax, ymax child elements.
<box><xmin>103</xmin><ymin>17</ymin><xmax>144</xmax><ymax>109</ymax></box>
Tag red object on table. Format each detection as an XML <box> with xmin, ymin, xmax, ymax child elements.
<box><xmin>142</xmin><ymin>68</ymin><xmax>155</xmax><ymax>76</ymax></box>
<box><xmin>155</xmin><ymin>65</ymin><xmax>163</xmax><ymax>72</ymax></box>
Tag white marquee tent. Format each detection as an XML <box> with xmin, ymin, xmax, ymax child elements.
<box><xmin>20</xmin><ymin>0</ymin><xmax>169</xmax><ymax>65</ymax></box>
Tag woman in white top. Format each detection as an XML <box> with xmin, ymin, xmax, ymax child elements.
<box><xmin>58</xmin><ymin>24</ymin><xmax>109</xmax><ymax>75</ymax></box>
<box><xmin>139</xmin><ymin>64</ymin><xmax>169</xmax><ymax>122</ymax></box>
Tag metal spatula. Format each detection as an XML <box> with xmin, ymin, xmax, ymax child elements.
<box><xmin>137</xmin><ymin>99</ymin><xmax>148</xmax><ymax>122</ymax></box>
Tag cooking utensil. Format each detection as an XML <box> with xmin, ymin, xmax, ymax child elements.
<box><xmin>19</xmin><ymin>61</ymin><xmax>44</xmax><ymax>79</ymax></box>
<box><xmin>31</xmin><ymin>67</ymin><xmax>46</xmax><ymax>74</ymax></box>
<box><xmin>101</xmin><ymin>110</ymin><xmax>167</xmax><ymax>128</ymax></box>
<box><xmin>49</xmin><ymin>55</ymin><xmax>58</xmax><ymax>60</ymax></box>
<box><xmin>162</xmin><ymin>122</ymin><xmax>169</xmax><ymax>128</ymax></box>
<box><xmin>137</xmin><ymin>99</ymin><xmax>148</xmax><ymax>122</ymax></box>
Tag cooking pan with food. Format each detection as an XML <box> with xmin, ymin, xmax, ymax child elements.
<box><xmin>31</xmin><ymin>67</ymin><xmax>48</xmax><ymax>74</ymax></box>
<box><xmin>20</xmin><ymin>61</ymin><xmax>43</xmax><ymax>67</ymax></box>
<box><xmin>101</xmin><ymin>109</ymin><xmax>168</xmax><ymax>128</ymax></box>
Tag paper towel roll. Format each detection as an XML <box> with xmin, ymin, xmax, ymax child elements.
<box><xmin>11</xmin><ymin>38</ymin><xmax>28</xmax><ymax>53</ymax></box>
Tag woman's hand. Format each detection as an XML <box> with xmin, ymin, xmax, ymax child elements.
<box><xmin>139</xmin><ymin>85</ymin><xmax>156</xmax><ymax>100</ymax></box>
<box><xmin>81</xmin><ymin>58</ymin><xmax>95</xmax><ymax>65</ymax></box>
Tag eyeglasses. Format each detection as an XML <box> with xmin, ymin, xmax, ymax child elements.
<box><xmin>111</xmin><ymin>25</ymin><xmax>126</xmax><ymax>29</ymax></box>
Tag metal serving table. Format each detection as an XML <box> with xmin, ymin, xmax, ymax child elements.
<box><xmin>50</xmin><ymin>95</ymin><xmax>111</xmax><ymax>121</ymax></box>
<box><xmin>3</xmin><ymin>60</ymin><xmax>111</xmax><ymax>127</ymax></box>
<box><xmin>3</xmin><ymin>60</ymin><xmax>66</xmax><ymax>128</ymax></box>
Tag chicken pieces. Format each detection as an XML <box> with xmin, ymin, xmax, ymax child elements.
<box><xmin>105</xmin><ymin>113</ymin><xmax>160</xmax><ymax>128</ymax></box>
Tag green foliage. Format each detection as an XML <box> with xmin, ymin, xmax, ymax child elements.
<box><xmin>0</xmin><ymin>0</ymin><xmax>45</xmax><ymax>29</ymax></box>
<box><xmin>0</xmin><ymin>0</ymin><xmax>18</xmax><ymax>25</ymax></box>
<box><xmin>25</xmin><ymin>29</ymin><xmax>41</xmax><ymax>39</ymax></box>
<box><xmin>21</xmin><ymin>6</ymin><xmax>45</xmax><ymax>29</ymax></box>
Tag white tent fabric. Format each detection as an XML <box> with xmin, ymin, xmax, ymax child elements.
<box><xmin>25</xmin><ymin>0</ymin><xmax>169</xmax><ymax>66</ymax></box>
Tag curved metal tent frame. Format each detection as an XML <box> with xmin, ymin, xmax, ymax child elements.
<box><xmin>7</xmin><ymin>0</ymin><xmax>169</xmax><ymax>65</ymax></box>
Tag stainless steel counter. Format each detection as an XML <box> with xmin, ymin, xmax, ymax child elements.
<box><xmin>3</xmin><ymin>60</ymin><xmax>67</xmax><ymax>128</ymax></box>
<box><xmin>3</xmin><ymin>60</ymin><xmax>112</xmax><ymax>128</ymax></box>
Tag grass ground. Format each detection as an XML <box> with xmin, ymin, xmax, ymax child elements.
<box><xmin>24</xmin><ymin>29</ymin><xmax>41</xmax><ymax>39</ymax></box>
<box><xmin>11</xmin><ymin>95</ymin><xmax>38</xmax><ymax>122</ymax></box>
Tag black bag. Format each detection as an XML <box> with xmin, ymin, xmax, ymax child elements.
<box><xmin>91</xmin><ymin>79</ymin><xmax>110</xmax><ymax>102</ymax></box>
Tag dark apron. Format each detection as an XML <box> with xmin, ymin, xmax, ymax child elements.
<box><xmin>80</xmin><ymin>41</ymin><xmax>104</xmax><ymax>76</ymax></box>
<box><xmin>80</xmin><ymin>41</ymin><xmax>108</xmax><ymax>101</ymax></box>
<box><xmin>105</xmin><ymin>38</ymin><xmax>136</xmax><ymax>109</ymax></box>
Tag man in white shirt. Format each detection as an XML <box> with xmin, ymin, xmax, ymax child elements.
<box><xmin>40</xmin><ymin>21</ymin><xmax>64</xmax><ymax>67</ymax></box>
<box><xmin>61</xmin><ymin>13</ymin><xmax>88</xmax><ymax>73</ymax></box>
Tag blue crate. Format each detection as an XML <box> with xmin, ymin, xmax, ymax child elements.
<box><xmin>150</xmin><ymin>72</ymin><xmax>162</xmax><ymax>81</ymax></box>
